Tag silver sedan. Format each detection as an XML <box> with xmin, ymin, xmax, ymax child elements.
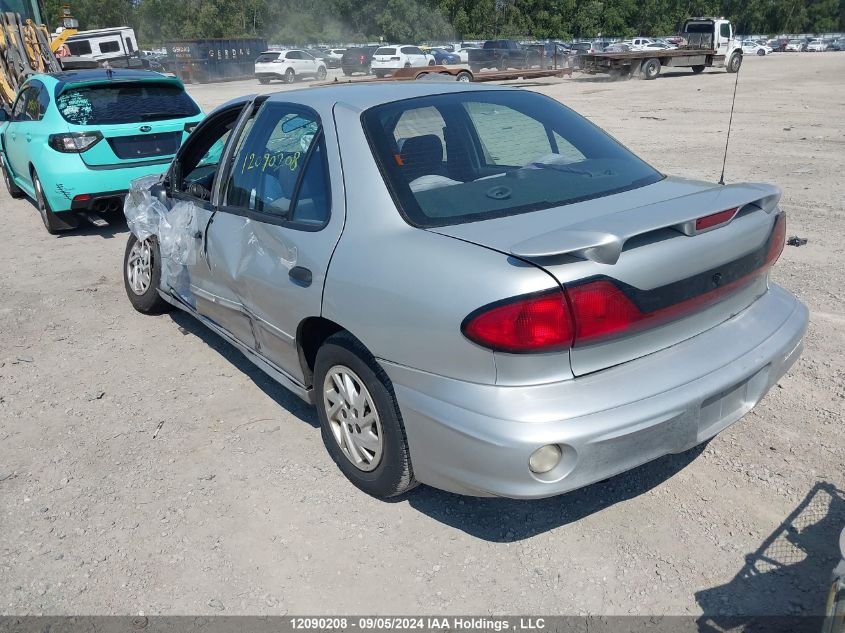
<box><xmin>122</xmin><ymin>82</ymin><xmax>808</xmax><ymax>499</ymax></box>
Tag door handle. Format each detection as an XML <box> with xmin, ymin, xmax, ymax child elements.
<box><xmin>25</xmin><ymin>134</ymin><xmax>31</xmax><ymax>142</ymax></box>
<box><xmin>289</xmin><ymin>266</ymin><xmax>312</xmax><ymax>287</ymax></box>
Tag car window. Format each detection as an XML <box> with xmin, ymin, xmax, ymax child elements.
<box><xmin>99</xmin><ymin>40</ymin><xmax>120</xmax><ymax>53</ymax></box>
<box><xmin>11</xmin><ymin>86</ymin><xmax>36</xmax><ymax>121</ymax></box>
<box><xmin>175</xmin><ymin>106</ymin><xmax>247</xmax><ymax>197</ymax></box>
<box><xmin>363</xmin><ymin>91</ymin><xmax>663</xmax><ymax>227</ymax></box>
<box><xmin>226</xmin><ymin>103</ymin><xmax>329</xmax><ymax>227</ymax></box>
<box><xmin>376</xmin><ymin>47</ymin><xmax>396</xmax><ymax>55</ymax></box>
<box><xmin>66</xmin><ymin>40</ymin><xmax>92</xmax><ymax>55</ymax></box>
<box><xmin>256</xmin><ymin>52</ymin><xmax>280</xmax><ymax>63</ymax></box>
<box><xmin>287</xmin><ymin>51</ymin><xmax>301</xmax><ymax>60</ymax></box>
<box><xmin>720</xmin><ymin>23</ymin><xmax>731</xmax><ymax>38</ymax></box>
<box><xmin>56</xmin><ymin>81</ymin><xmax>200</xmax><ymax>125</ymax></box>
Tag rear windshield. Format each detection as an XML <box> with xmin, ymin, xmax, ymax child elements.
<box><xmin>375</xmin><ymin>47</ymin><xmax>396</xmax><ymax>55</ymax></box>
<box><xmin>56</xmin><ymin>82</ymin><xmax>200</xmax><ymax>125</ymax></box>
<box><xmin>256</xmin><ymin>52</ymin><xmax>280</xmax><ymax>63</ymax></box>
<box><xmin>362</xmin><ymin>90</ymin><xmax>663</xmax><ymax>227</ymax></box>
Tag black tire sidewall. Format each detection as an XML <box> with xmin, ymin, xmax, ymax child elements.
<box><xmin>123</xmin><ymin>233</ymin><xmax>170</xmax><ymax>314</ymax></box>
<box><xmin>644</xmin><ymin>59</ymin><xmax>660</xmax><ymax>79</ymax></box>
<box><xmin>2</xmin><ymin>156</ymin><xmax>22</xmax><ymax>198</ymax></box>
<box><xmin>314</xmin><ymin>334</ymin><xmax>415</xmax><ymax>498</ymax></box>
<box><xmin>285</xmin><ymin>68</ymin><xmax>295</xmax><ymax>83</ymax></box>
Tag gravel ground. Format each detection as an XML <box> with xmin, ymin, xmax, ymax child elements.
<box><xmin>1</xmin><ymin>53</ymin><xmax>843</xmax><ymax>617</ymax></box>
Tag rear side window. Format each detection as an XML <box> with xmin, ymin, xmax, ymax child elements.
<box><xmin>256</xmin><ymin>52</ymin><xmax>280</xmax><ymax>63</ymax></box>
<box><xmin>376</xmin><ymin>48</ymin><xmax>396</xmax><ymax>55</ymax></box>
<box><xmin>56</xmin><ymin>82</ymin><xmax>200</xmax><ymax>125</ymax></box>
<box><xmin>362</xmin><ymin>90</ymin><xmax>663</xmax><ymax>228</ymax></box>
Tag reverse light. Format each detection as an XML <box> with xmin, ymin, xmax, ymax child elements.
<box><xmin>48</xmin><ymin>131</ymin><xmax>102</xmax><ymax>153</ymax></box>
<box><xmin>461</xmin><ymin>290</ymin><xmax>574</xmax><ymax>353</ymax></box>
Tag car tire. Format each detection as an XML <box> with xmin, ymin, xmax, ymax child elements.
<box><xmin>374</xmin><ymin>71</ymin><xmax>385</xmax><ymax>78</ymax></box>
<box><xmin>642</xmin><ymin>57</ymin><xmax>661</xmax><ymax>79</ymax></box>
<box><xmin>314</xmin><ymin>331</ymin><xmax>417</xmax><ymax>499</ymax></box>
<box><xmin>727</xmin><ymin>52</ymin><xmax>742</xmax><ymax>73</ymax></box>
<box><xmin>258</xmin><ymin>77</ymin><xmax>270</xmax><ymax>84</ymax></box>
<box><xmin>456</xmin><ymin>71</ymin><xmax>472</xmax><ymax>82</ymax></box>
<box><xmin>2</xmin><ymin>156</ymin><xmax>24</xmax><ymax>198</ymax></box>
<box><xmin>316</xmin><ymin>65</ymin><xmax>327</xmax><ymax>80</ymax></box>
<box><xmin>33</xmin><ymin>170</ymin><xmax>76</xmax><ymax>234</ymax></box>
<box><xmin>757</xmin><ymin>48</ymin><xmax>765</xmax><ymax>56</ymax></box>
<box><xmin>342</xmin><ymin>69</ymin><xmax>351</xmax><ymax>76</ymax></box>
<box><xmin>284</xmin><ymin>68</ymin><xmax>295</xmax><ymax>83</ymax></box>
<box><xmin>428</xmin><ymin>59</ymin><xmax>435</xmax><ymax>66</ymax></box>
<box><xmin>691</xmin><ymin>65</ymin><xmax>705</xmax><ymax>73</ymax></box>
<box><xmin>123</xmin><ymin>233</ymin><xmax>171</xmax><ymax>315</ymax></box>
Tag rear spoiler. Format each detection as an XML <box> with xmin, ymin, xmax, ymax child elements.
<box><xmin>510</xmin><ymin>182</ymin><xmax>781</xmax><ymax>265</ymax></box>
<box><xmin>55</xmin><ymin>73</ymin><xmax>185</xmax><ymax>97</ymax></box>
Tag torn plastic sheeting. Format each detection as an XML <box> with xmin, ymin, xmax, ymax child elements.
<box><xmin>123</xmin><ymin>176</ymin><xmax>199</xmax><ymax>266</ymax></box>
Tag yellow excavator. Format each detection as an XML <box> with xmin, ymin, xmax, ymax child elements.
<box><xmin>0</xmin><ymin>3</ymin><xmax>78</xmax><ymax>108</ymax></box>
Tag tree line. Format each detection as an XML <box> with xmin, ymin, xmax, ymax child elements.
<box><xmin>43</xmin><ymin>0</ymin><xmax>845</xmax><ymax>46</ymax></box>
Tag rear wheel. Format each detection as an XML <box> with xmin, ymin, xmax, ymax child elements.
<box><xmin>757</xmin><ymin>48</ymin><xmax>765</xmax><ymax>56</ymax></box>
<box><xmin>727</xmin><ymin>52</ymin><xmax>742</xmax><ymax>73</ymax></box>
<box><xmin>2</xmin><ymin>156</ymin><xmax>23</xmax><ymax>198</ymax></box>
<box><xmin>642</xmin><ymin>57</ymin><xmax>661</xmax><ymax>79</ymax></box>
<box><xmin>284</xmin><ymin>68</ymin><xmax>295</xmax><ymax>83</ymax></box>
<box><xmin>314</xmin><ymin>332</ymin><xmax>416</xmax><ymax>499</ymax></box>
<box><xmin>428</xmin><ymin>59</ymin><xmax>435</xmax><ymax>66</ymax></box>
<box><xmin>33</xmin><ymin>171</ymin><xmax>76</xmax><ymax>234</ymax></box>
<box><xmin>123</xmin><ymin>233</ymin><xmax>171</xmax><ymax>314</ymax></box>
<box><xmin>258</xmin><ymin>76</ymin><xmax>270</xmax><ymax>84</ymax></box>
<box><xmin>316</xmin><ymin>65</ymin><xmax>327</xmax><ymax>80</ymax></box>
<box><xmin>456</xmin><ymin>71</ymin><xmax>472</xmax><ymax>82</ymax></box>
<box><xmin>374</xmin><ymin>71</ymin><xmax>385</xmax><ymax>78</ymax></box>
<box><xmin>691</xmin><ymin>65</ymin><xmax>705</xmax><ymax>73</ymax></box>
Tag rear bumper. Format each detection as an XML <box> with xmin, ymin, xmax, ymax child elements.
<box><xmin>70</xmin><ymin>189</ymin><xmax>128</xmax><ymax>212</ymax></box>
<box><xmin>381</xmin><ymin>284</ymin><xmax>808</xmax><ymax>498</ymax></box>
<box><xmin>37</xmin><ymin>157</ymin><xmax>171</xmax><ymax>213</ymax></box>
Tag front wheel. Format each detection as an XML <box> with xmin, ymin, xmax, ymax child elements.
<box><xmin>316</xmin><ymin>65</ymin><xmax>327</xmax><ymax>80</ymax></box>
<box><xmin>2</xmin><ymin>155</ymin><xmax>23</xmax><ymax>198</ymax></box>
<box><xmin>691</xmin><ymin>65</ymin><xmax>705</xmax><ymax>74</ymax></box>
<box><xmin>284</xmin><ymin>68</ymin><xmax>295</xmax><ymax>83</ymax></box>
<box><xmin>727</xmin><ymin>52</ymin><xmax>742</xmax><ymax>73</ymax></box>
<box><xmin>455</xmin><ymin>71</ymin><xmax>472</xmax><ymax>82</ymax></box>
<box><xmin>757</xmin><ymin>48</ymin><xmax>765</xmax><ymax>56</ymax></box>
<box><xmin>314</xmin><ymin>332</ymin><xmax>416</xmax><ymax>499</ymax></box>
<box><xmin>123</xmin><ymin>233</ymin><xmax>171</xmax><ymax>314</ymax></box>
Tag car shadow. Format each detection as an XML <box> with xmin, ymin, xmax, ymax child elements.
<box><xmin>167</xmin><ymin>309</ymin><xmax>318</xmax><ymax>428</ymax></box>
<box><xmin>695</xmin><ymin>481</ymin><xmax>845</xmax><ymax>628</ymax></box>
<box><xmin>398</xmin><ymin>442</ymin><xmax>709</xmax><ymax>541</ymax></box>
<box><xmin>50</xmin><ymin>208</ymin><xmax>128</xmax><ymax>240</ymax></box>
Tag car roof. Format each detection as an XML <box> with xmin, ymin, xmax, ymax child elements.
<box><xmin>261</xmin><ymin>81</ymin><xmax>511</xmax><ymax>113</ymax></box>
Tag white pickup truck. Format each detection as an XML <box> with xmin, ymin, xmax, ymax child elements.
<box><xmin>579</xmin><ymin>17</ymin><xmax>743</xmax><ymax>79</ymax></box>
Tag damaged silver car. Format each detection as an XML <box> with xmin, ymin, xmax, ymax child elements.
<box><xmin>122</xmin><ymin>83</ymin><xmax>808</xmax><ymax>499</ymax></box>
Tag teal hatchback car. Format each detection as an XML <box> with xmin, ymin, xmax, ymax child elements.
<box><xmin>0</xmin><ymin>69</ymin><xmax>203</xmax><ymax>234</ymax></box>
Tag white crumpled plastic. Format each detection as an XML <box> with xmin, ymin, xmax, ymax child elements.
<box><xmin>123</xmin><ymin>176</ymin><xmax>199</xmax><ymax>266</ymax></box>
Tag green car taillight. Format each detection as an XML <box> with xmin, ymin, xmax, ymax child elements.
<box><xmin>48</xmin><ymin>131</ymin><xmax>103</xmax><ymax>153</ymax></box>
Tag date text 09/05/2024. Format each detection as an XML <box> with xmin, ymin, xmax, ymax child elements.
<box><xmin>289</xmin><ymin>617</ymin><xmax>547</xmax><ymax>630</ymax></box>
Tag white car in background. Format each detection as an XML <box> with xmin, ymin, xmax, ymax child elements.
<box><xmin>370</xmin><ymin>45</ymin><xmax>434</xmax><ymax>78</ymax></box>
<box><xmin>324</xmin><ymin>48</ymin><xmax>346</xmax><ymax>68</ymax></box>
<box><xmin>785</xmin><ymin>39</ymin><xmax>802</xmax><ymax>51</ymax></box>
<box><xmin>254</xmin><ymin>49</ymin><xmax>328</xmax><ymax>84</ymax></box>
<box><xmin>805</xmin><ymin>38</ymin><xmax>826</xmax><ymax>52</ymax></box>
<box><xmin>623</xmin><ymin>37</ymin><xmax>656</xmax><ymax>51</ymax></box>
<box><xmin>741</xmin><ymin>40</ymin><xmax>772</xmax><ymax>55</ymax></box>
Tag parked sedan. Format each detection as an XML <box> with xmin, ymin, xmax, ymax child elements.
<box><xmin>122</xmin><ymin>83</ymin><xmax>807</xmax><ymax>499</ymax></box>
<box><xmin>0</xmin><ymin>69</ymin><xmax>202</xmax><ymax>234</ymax></box>
<box><xmin>741</xmin><ymin>40</ymin><xmax>772</xmax><ymax>56</ymax></box>
<box><xmin>805</xmin><ymin>38</ymin><xmax>826</xmax><ymax>52</ymax></box>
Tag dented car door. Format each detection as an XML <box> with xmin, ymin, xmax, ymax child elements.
<box><xmin>212</xmin><ymin>101</ymin><xmax>341</xmax><ymax>382</ymax></box>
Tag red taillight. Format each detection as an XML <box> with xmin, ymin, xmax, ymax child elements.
<box><xmin>73</xmin><ymin>194</ymin><xmax>92</xmax><ymax>202</ymax></box>
<box><xmin>462</xmin><ymin>290</ymin><xmax>574</xmax><ymax>353</ymax></box>
<box><xmin>695</xmin><ymin>207</ymin><xmax>738</xmax><ymax>231</ymax></box>
<box><xmin>567</xmin><ymin>280</ymin><xmax>642</xmax><ymax>343</ymax></box>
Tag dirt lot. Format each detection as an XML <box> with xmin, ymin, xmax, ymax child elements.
<box><xmin>1</xmin><ymin>53</ymin><xmax>844</xmax><ymax>617</ymax></box>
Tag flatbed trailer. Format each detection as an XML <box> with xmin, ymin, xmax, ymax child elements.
<box><xmin>318</xmin><ymin>65</ymin><xmax>571</xmax><ymax>86</ymax></box>
<box><xmin>579</xmin><ymin>48</ymin><xmax>721</xmax><ymax>79</ymax></box>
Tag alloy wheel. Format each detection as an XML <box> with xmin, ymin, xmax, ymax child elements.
<box><xmin>323</xmin><ymin>365</ymin><xmax>384</xmax><ymax>472</ymax></box>
<box><xmin>126</xmin><ymin>238</ymin><xmax>153</xmax><ymax>295</ymax></box>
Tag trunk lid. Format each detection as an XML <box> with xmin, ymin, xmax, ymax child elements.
<box><xmin>432</xmin><ymin>177</ymin><xmax>783</xmax><ymax>376</ymax></box>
